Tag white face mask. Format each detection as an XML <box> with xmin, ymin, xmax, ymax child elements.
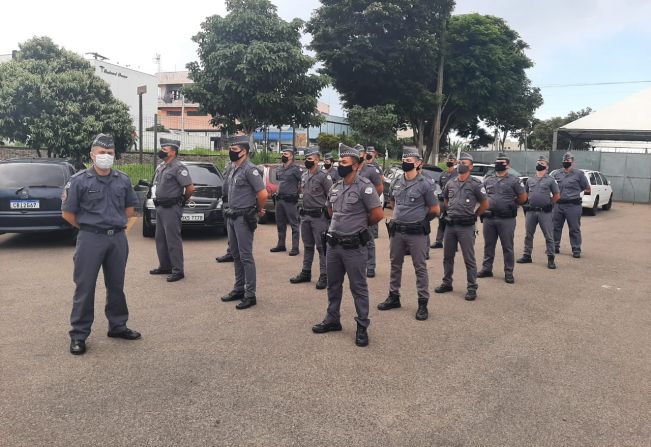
<box><xmin>94</xmin><ymin>153</ymin><xmax>114</xmax><ymax>170</ymax></box>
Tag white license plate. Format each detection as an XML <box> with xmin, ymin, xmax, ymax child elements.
<box><xmin>10</xmin><ymin>200</ymin><xmax>40</xmax><ymax>209</ymax></box>
<box><xmin>182</xmin><ymin>213</ymin><xmax>204</xmax><ymax>222</ymax></box>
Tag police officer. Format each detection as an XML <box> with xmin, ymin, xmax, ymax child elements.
<box><xmin>149</xmin><ymin>138</ymin><xmax>195</xmax><ymax>282</ymax></box>
<box><xmin>216</xmin><ymin>160</ymin><xmax>234</xmax><ymax>263</ymax></box>
<box><xmin>220</xmin><ymin>136</ymin><xmax>268</xmax><ymax>309</ymax></box>
<box><xmin>434</xmin><ymin>152</ymin><xmax>488</xmax><ymax>301</ymax></box>
<box><xmin>517</xmin><ymin>155</ymin><xmax>560</xmax><ymax>269</ymax></box>
<box><xmin>290</xmin><ymin>147</ymin><xmax>333</xmax><ymax>289</ymax></box>
<box><xmin>378</xmin><ymin>147</ymin><xmax>439</xmax><ymax>320</ymax></box>
<box><xmin>357</xmin><ymin>145</ymin><xmax>384</xmax><ymax>278</ymax></box>
<box><xmin>312</xmin><ymin>143</ymin><xmax>384</xmax><ymax>347</ymax></box>
<box><xmin>431</xmin><ymin>153</ymin><xmax>458</xmax><ymax>249</ymax></box>
<box><xmin>477</xmin><ymin>153</ymin><xmax>527</xmax><ymax>284</ymax></box>
<box><xmin>322</xmin><ymin>152</ymin><xmax>340</xmax><ymax>182</ymax></box>
<box><xmin>270</xmin><ymin>148</ymin><xmax>302</xmax><ymax>256</ymax></box>
<box><xmin>61</xmin><ymin>134</ymin><xmax>140</xmax><ymax>355</ymax></box>
<box><xmin>552</xmin><ymin>152</ymin><xmax>591</xmax><ymax>258</ymax></box>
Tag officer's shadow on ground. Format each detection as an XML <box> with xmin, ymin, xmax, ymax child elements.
<box><xmin>0</xmin><ymin>230</ymin><xmax>78</xmax><ymax>249</ymax></box>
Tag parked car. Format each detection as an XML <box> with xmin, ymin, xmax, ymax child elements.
<box><xmin>550</xmin><ymin>169</ymin><xmax>613</xmax><ymax>216</ymax></box>
<box><xmin>0</xmin><ymin>158</ymin><xmax>78</xmax><ymax>235</ymax></box>
<box><xmin>382</xmin><ymin>164</ymin><xmax>442</xmax><ymax>207</ymax></box>
<box><xmin>142</xmin><ymin>162</ymin><xmax>225</xmax><ymax>237</ymax></box>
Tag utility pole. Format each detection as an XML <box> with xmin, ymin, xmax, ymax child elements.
<box><xmin>180</xmin><ymin>93</ymin><xmax>185</xmax><ymax>132</ymax></box>
<box><xmin>432</xmin><ymin>24</ymin><xmax>446</xmax><ymax>164</ymax></box>
<box><xmin>137</xmin><ymin>85</ymin><xmax>147</xmax><ymax>163</ymax></box>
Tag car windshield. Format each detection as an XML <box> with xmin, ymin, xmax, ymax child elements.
<box><xmin>471</xmin><ymin>165</ymin><xmax>489</xmax><ymax>175</ymax></box>
<box><xmin>0</xmin><ymin>164</ymin><xmax>66</xmax><ymax>188</ymax></box>
<box><xmin>186</xmin><ymin>165</ymin><xmax>222</xmax><ymax>186</ymax></box>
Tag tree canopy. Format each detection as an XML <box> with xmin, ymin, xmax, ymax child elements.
<box><xmin>347</xmin><ymin>104</ymin><xmax>399</xmax><ymax>150</ymax></box>
<box><xmin>0</xmin><ymin>37</ymin><xmax>134</xmax><ymax>161</ymax></box>
<box><xmin>527</xmin><ymin>108</ymin><xmax>593</xmax><ymax>151</ymax></box>
<box><xmin>185</xmin><ymin>0</ymin><xmax>327</xmax><ymax>145</ymax></box>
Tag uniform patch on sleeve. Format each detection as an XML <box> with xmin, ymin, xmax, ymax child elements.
<box><xmin>180</xmin><ymin>169</ymin><xmax>189</xmax><ymax>177</ymax></box>
<box><xmin>364</xmin><ymin>187</ymin><xmax>373</xmax><ymax>194</ymax></box>
<box><xmin>375</xmin><ymin>168</ymin><xmax>380</xmax><ymax>173</ymax></box>
<box><xmin>252</xmin><ymin>169</ymin><xmax>260</xmax><ymax>176</ymax></box>
<box><xmin>481</xmin><ymin>187</ymin><xmax>487</xmax><ymax>194</ymax></box>
<box><xmin>327</xmin><ymin>175</ymin><xmax>332</xmax><ymax>181</ymax></box>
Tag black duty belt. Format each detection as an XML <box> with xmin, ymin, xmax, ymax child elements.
<box><xmin>224</xmin><ymin>207</ymin><xmax>256</xmax><ymax>218</ymax></box>
<box><xmin>388</xmin><ymin>220</ymin><xmax>427</xmax><ymax>235</ymax></box>
<box><xmin>326</xmin><ymin>230</ymin><xmax>370</xmax><ymax>249</ymax></box>
<box><xmin>558</xmin><ymin>198</ymin><xmax>582</xmax><ymax>205</ymax></box>
<box><xmin>154</xmin><ymin>197</ymin><xmax>182</xmax><ymax>208</ymax></box>
<box><xmin>528</xmin><ymin>204</ymin><xmax>553</xmax><ymax>212</ymax></box>
<box><xmin>300</xmin><ymin>207</ymin><xmax>324</xmax><ymax>218</ymax></box>
<box><xmin>277</xmin><ymin>194</ymin><xmax>299</xmax><ymax>203</ymax></box>
<box><xmin>79</xmin><ymin>225</ymin><xmax>125</xmax><ymax>235</ymax></box>
<box><xmin>445</xmin><ymin>216</ymin><xmax>476</xmax><ymax>226</ymax></box>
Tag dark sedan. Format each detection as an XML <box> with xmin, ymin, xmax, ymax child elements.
<box><xmin>142</xmin><ymin>162</ymin><xmax>226</xmax><ymax>237</ymax></box>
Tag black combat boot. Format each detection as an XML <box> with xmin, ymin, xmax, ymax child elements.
<box><xmin>289</xmin><ymin>270</ymin><xmax>311</xmax><ymax>284</ymax></box>
<box><xmin>315</xmin><ymin>274</ymin><xmax>327</xmax><ymax>290</ymax></box>
<box><xmin>415</xmin><ymin>298</ymin><xmax>429</xmax><ymax>321</ymax></box>
<box><xmin>236</xmin><ymin>296</ymin><xmax>256</xmax><ymax>310</ymax></box>
<box><xmin>377</xmin><ymin>292</ymin><xmax>401</xmax><ymax>310</ymax></box>
<box><xmin>547</xmin><ymin>255</ymin><xmax>557</xmax><ymax>269</ymax></box>
<box><xmin>355</xmin><ymin>323</ymin><xmax>369</xmax><ymax>347</ymax></box>
<box><xmin>465</xmin><ymin>289</ymin><xmax>477</xmax><ymax>301</ymax></box>
<box><xmin>516</xmin><ymin>255</ymin><xmax>532</xmax><ymax>264</ymax></box>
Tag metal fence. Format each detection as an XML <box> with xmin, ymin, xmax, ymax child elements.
<box><xmin>467</xmin><ymin>150</ymin><xmax>651</xmax><ymax>204</ymax></box>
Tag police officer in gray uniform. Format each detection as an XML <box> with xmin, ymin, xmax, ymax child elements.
<box><xmin>220</xmin><ymin>137</ymin><xmax>268</xmax><ymax>309</ymax></box>
<box><xmin>290</xmin><ymin>147</ymin><xmax>333</xmax><ymax>289</ymax></box>
<box><xmin>271</xmin><ymin>148</ymin><xmax>302</xmax><ymax>256</ymax></box>
<box><xmin>432</xmin><ymin>153</ymin><xmax>458</xmax><ymax>249</ymax></box>
<box><xmin>61</xmin><ymin>134</ymin><xmax>141</xmax><ymax>355</ymax></box>
<box><xmin>517</xmin><ymin>155</ymin><xmax>560</xmax><ymax>269</ymax></box>
<box><xmin>322</xmin><ymin>152</ymin><xmax>340</xmax><ymax>182</ymax></box>
<box><xmin>357</xmin><ymin>145</ymin><xmax>384</xmax><ymax>278</ymax></box>
<box><xmin>378</xmin><ymin>147</ymin><xmax>439</xmax><ymax>320</ymax></box>
<box><xmin>312</xmin><ymin>143</ymin><xmax>384</xmax><ymax>347</ymax></box>
<box><xmin>477</xmin><ymin>153</ymin><xmax>527</xmax><ymax>283</ymax></box>
<box><xmin>216</xmin><ymin>161</ymin><xmax>234</xmax><ymax>263</ymax></box>
<box><xmin>552</xmin><ymin>152</ymin><xmax>591</xmax><ymax>258</ymax></box>
<box><xmin>149</xmin><ymin>138</ymin><xmax>195</xmax><ymax>282</ymax></box>
<box><xmin>435</xmin><ymin>152</ymin><xmax>489</xmax><ymax>301</ymax></box>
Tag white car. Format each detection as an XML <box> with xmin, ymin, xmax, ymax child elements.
<box><xmin>551</xmin><ymin>169</ymin><xmax>613</xmax><ymax>216</ymax></box>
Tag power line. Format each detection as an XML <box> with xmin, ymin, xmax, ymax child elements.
<box><xmin>540</xmin><ymin>80</ymin><xmax>651</xmax><ymax>88</ymax></box>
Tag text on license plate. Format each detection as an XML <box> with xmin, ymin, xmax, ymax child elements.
<box><xmin>10</xmin><ymin>200</ymin><xmax>40</xmax><ymax>209</ymax></box>
<box><xmin>181</xmin><ymin>213</ymin><xmax>204</xmax><ymax>222</ymax></box>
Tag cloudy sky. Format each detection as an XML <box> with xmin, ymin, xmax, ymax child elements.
<box><xmin>2</xmin><ymin>0</ymin><xmax>650</xmax><ymax>119</ymax></box>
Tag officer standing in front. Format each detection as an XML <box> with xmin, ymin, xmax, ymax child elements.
<box><xmin>434</xmin><ymin>153</ymin><xmax>488</xmax><ymax>301</ymax></box>
<box><xmin>289</xmin><ymin>147</ymin><xmax>333</xmax><ymax>289</ymax></box>
<box><xmin>517</xmin><ymin>155</ymin><xmax>560</xmax><ymax>269</ymax></box>
<box><xmin>378</xmin><ymin>147</ymin><xmax>439</xmax><ymax>321</ymax></box>
<box><xmin>477</xmin><ymin>153</ymin><xmax>527</xmax><ymax>284</ymax></box>
<box><xmin>431</xmin><ymin>153</ymin><xmax>458</xmax><ymax>249</ymax></box>
<box><xmin>312</xmin><ymin>143</ymin><xmax>384</xmax><ymax>347</ymax></box>
<box><xmin>216</xmin><ymin>160</ymin><xmax>234</xmax><ymax>263</ymax></box>
<box><xmin>270</xmin><ymin>148</ymin><xmax>302</xmax><ymax>256</ymax></box>
<box><xmin>322</xmin><ymin>152</ymin><xmax>340</xmax><ymax>182</ymax></box>
<box><xmin>552</xmin><ymin>152</ymin><xmax>591</xmax><ymax>258</ymax></box>
<box><xmin>357</xmin><ymin>145</ymin><xmax>384</xmax><ymax>278</ymax></box>
<box><xmin>219</xmin><ymin>137</ymin><xmax>268</xmax><ymax>309</ymax></box>
<box><xmin>149</xmin><ymin>138</ymin><xmax>195</xmax><ymax>282</ymax></box>
<box><xmin>61</xmin><ymin>134</ymin><xmax>141</xmax><ymax>355</ymax></box>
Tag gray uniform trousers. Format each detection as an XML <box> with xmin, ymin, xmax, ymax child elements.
<box><xmin>481</xmin><ymin>217</ymin><xmax>517</xmax><ymax>275</ymax></box>
<box><xmin>228</xmin><ymin>215</ymin><xmax>257</xmax><ymax>298</ymax></box>
<box><xmin>366</xmin><ymin>224</ymin><xmax>378</xmax><ymax>270</ymax></box>
<box><xmin>70</xmin><ymin>231</ymin><xmax>129</xmax><ymax>341</ymax></box>
<box><xmin>389</xmin><ymin>232</ymin><xmax>429</xmax><ymax>300</ymax></box>
<box><xmin>442</xmin><ymin>224</ymin><xmax>478</xmax><ymax>291</ymax></box>
<box><xmin>275</xmin><ymin>200</ymin><xmax>300</xmax><ymax>250</ymax></box>
<box><xmin>553</xmin><ymin>203</ymin><xmax>582</xmax><ymax>253</ymax></box>
<box><xmin>524</xmin><ymin>211</ymin><xmax>554</xmax><ymax>257</ymax></box>
<box><xmin>155</xmin><ymin>205</ymin><xmax>184</xmax><ymax>274</ymax></box>
<box><xmin>325</xmin><ymin>244</ymin><xmax>370</xmax><ymax>328</ymax></box>
<box><xmin>301</xmin><ymin>216</ymin><xmax>329</xmax><ymax>275</ymax></box>
<box><xmin>435</xmin><ymin>200</ymin><xmax>447</xmax><ymax>244</ymax></box>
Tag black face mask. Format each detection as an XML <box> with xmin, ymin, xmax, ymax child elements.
<box><xmin>401</xmin><ymin>162</ymin><xmax>415</xmax><ymax>172</ymax></box>
<box><xmin>446</xmin><ymin>161</ymin><xmax>455</xmax><ymax>168</ymax></box>
<box><xmin>229</xmin><ymin>150</ymin><xmax>241</xmax><ymax>162</ymax></box>
<box><xmin>562</xmin><ymin>161</ymin><xmax>572</xmax><ymax>169</ymax></box>
<box><xmin>536</xmin><ymin>164</ymin><xmax>547</xmax><ymax>171</ymax></box>
<box><xmin>157</xmin><ymin>150</ymin><xmax>168</xmax><ymax>159</ymax></box>
<box><xmin>337</xmin><ymin>164</ymin><xmax>354</xmax><ymax>178</ymax></box>
<box><xmin>494</xmin><ymin>162</ymin><xmax>508</xmax><ymax>172</ymax></box>
<box><xmin>457</xmin><ymin>164</ymin><xmax>470</xmax><ymax>174</ymax></box>
<box><xmin>281</xmin><ymin>155</ymin><xmax>289</xmax><ymax>164</ymax></box>
<box><xmin>365</xmin><ymin>154</ymin><xmax>373</xmax><ymax>161</ymax></box>
<box><xmin>324</xmin><ymin>163</ymin><xmax>332</xmax><ymax>169</ymax></box>
<box><xmin>304</xmin><ymin>160</ymin><xmax>315</xmax><ymax>170</ymax></box>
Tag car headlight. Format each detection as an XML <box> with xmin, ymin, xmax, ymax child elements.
<box><xmin>216</xmin><ymin>198</ymin><xmax>223</xmax><ymax>210</ymax></box>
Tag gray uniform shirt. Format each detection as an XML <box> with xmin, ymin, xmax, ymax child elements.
<box><xmin>62</xmin><ymin>168</ymin><xmax>138</xmax><ymax>229</ymax></box>
<box><xmin>301</xmin><ymin>169</ymin><xmax>333</xmax><ymax>210</ymax></box>
<box><xmin>438</xmin><ymin>170</ymin><xmax>458</xmax><ymax>198</ymax></box>
<box><xmin>527</xmin><ymin>175</ymin><xmax>560</xmax><ymax>207</ymax></box>
<box><xmin>276</xmin><ymin>164</ymin><xmax>302</xmax><ymax>195</ymax></box>
<box><xmin>551</xmin><ymin>169</ymin><xmax>589</xmax><ymax>200</ymax></box>
<box><xmin>391</xmin><ymin>174</ymin><xmax>437</xmax><ymax>223</ymax></box>
<box><xmin>227</xmin><ymin>159</ymin><xmax>265</xmax><ymax>209</ymax></box>
<box><xmin>359</xmin><ymin>163</ymin><xmax>383</xmax><ymax>187</ymax></box>
<box><xmin>443</xmin><ymin>176</ymin><xmax>487</xmax><ymax>218</ymax></box>
<box><xmin>483</xmin><ymin>174</ymin><xmax>525</xmax><ymax>213</ymax></box>
<box><xmin>323</xmin><ymin>165</ymin><xmax>340</xmax><ymax>182</ymax></box>
<box><xmin>328</xmin><ymin>175</ymin><xmax>382</xmax><ymax>235</ymax></box>
<box><xmin>153</xmin><ymin>158</ymin><xmax>193</xmax><ymax>199</ymax></box>
<box><xmin>222</xmin><ymin>162</ymin><xmax>234</xmax><ymax>201</ymax></box>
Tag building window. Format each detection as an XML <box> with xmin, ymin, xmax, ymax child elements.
<box><xmin>187</xmin><ymin>111</ymin><xmax>206</xmax><ymax>116</ymax></box>
<box><xmin>167</xmin><ymin>111</ymin><xmax>182</xmax><ymax>116</ymax></box>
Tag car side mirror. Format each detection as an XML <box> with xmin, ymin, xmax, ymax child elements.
<box><xmin>137</xmin><ymin>179</ymin><xmax>151</xmax><ymax>187</ymax></box>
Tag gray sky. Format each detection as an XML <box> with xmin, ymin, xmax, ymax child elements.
<box><xmin>2</xmin><ymin>0</ymin><xmax>650</xmax><ymax>119</ymax></box>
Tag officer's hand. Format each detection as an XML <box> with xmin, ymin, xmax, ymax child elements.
<box><xmin>257</xmin><ymin>208</ymin><xmax>266</xmax><ymax>218</ymax></box>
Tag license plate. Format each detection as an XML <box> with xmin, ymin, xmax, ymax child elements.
<box><xmin>182</xmin><ymin>213</ymin><xmax>204</xmax><ymax>222</ymax></box>
<box><xmin>10</xmin><ymin>200</ymin><xmax>40</xmax><ymax>209</ymax></box>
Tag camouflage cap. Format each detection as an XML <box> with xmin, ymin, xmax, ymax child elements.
<box><xmin>563</xmin><ymin>152</ymin><xmax>574</xmax><ymax>161</ymax></box>
<box><xmin>160</xmin><ymin>137</ymin><xmax>181</xmax><ymax>151</ymax></box>
<box><xmin>459</xmin><ymin>152</ymin><xmax>473</xmax><ymax>162</ymax></box>
<box><xmin>304</xmin><ymin>146</ymin><xmax>320</xmax><ymax>158</ymax></box>
<box><xmin>402</xmin><ymin>146</ymin><xmax>422</xmax><ymax>159</ymax></box>
<box><xmin>92</xmin><ymin>133</ymin><xmax>115</xmax><ymax>149</ymax></box>
<box><xmin>339</xmin><ymin>143</ymin><xmax>360</xmax><ymax>161</ymax></box>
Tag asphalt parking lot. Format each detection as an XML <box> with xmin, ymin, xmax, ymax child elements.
<box><xmin>1</xmin><ymin>203</ymin><xmax>649</xmax><ymax>447</ymax></box>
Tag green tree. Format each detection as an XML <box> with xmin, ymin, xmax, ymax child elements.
<box><xmin>185</xmin><ymin>0</ymin><xmax>327</xmax><ymax>147</ymax></box>
<box><xmin>0</xmin><ymin>37</ymin><xmax>134</xmax><ymax>162</ymax></box>
<box><xmin>317</xmin><ymin>132</ymin><xmax>356</xmax><ymax>154</ymax></box>
<box><xmin>346</xmin><ymin>104</ymin><xmax>399</xmax><ymax>149</ymax></box>
<box><xmin>528</xmin><ymin>108</ymin><xmax>593</xmax><ymax>150</ymax></box>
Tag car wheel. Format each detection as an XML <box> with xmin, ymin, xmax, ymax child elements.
<box><xmin>143</xmin><ymin>219</ymin><xmax>155</xmax><ymax>237</ymax></box>
<box><xmin>586</xmin><ymin>196</ymin><xmax>599</xmax><ymax>216</ymax></box>
<box><xmin>602</xmin><ymin>195</ymin><xmax>613</xmax><ymax>210</ymax></box>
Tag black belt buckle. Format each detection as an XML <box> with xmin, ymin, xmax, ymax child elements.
<box><xmin>107</xmin><ymin>229</ymin><xmax>115</xmax><ymax>236</ymax></box>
